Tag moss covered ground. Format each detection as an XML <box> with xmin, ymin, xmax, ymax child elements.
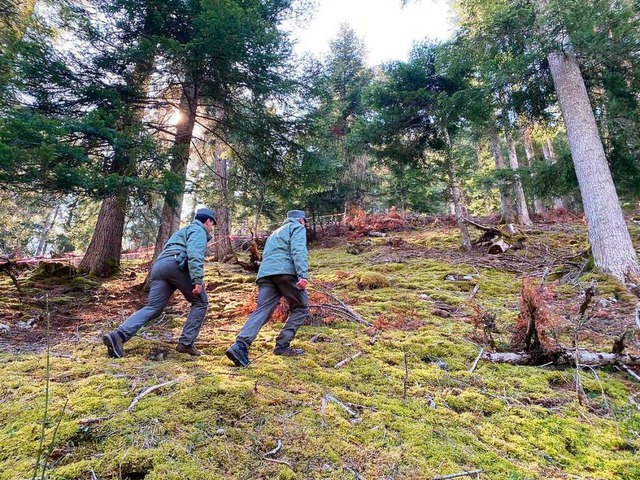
<box><xmin>1</xmin><ymin>221</ymin><xmax>640</xmax><ymax>479</ymax></box>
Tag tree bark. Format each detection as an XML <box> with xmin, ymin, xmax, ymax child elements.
<box><xmin>36</xmin><ymin>202</ymin><xmax>60</xmax><ymax>257</ymax></box>
<box><xmin>212</xmin><ymin>139</ymin><xmax>234</xmax><ymax>261</ymax></box>
<box><xmin>490</xmin><ymin>131</ymin><xmax>516</xmax><ymax>224</ymax></box>
<box><xmin>506</xmin><ymin>130</ymin><xmax>532</xmax><ymax>226</ymax></box>
<box><xmin>443</xmin><ymin>128</ymin><xmax>471</xmax><ymax>251</ymax></box>
<box><xmin>150</xmin><ymin>82</ymin><xmax>199</xmax><ymax>263</ymax></box>
<box><xmin>78</xmin><ymin>196</ymin><xmax>127</xmax><ymax>276</ymax></box>
<box><xmin>522</xmin><ymin>126</ymin><xmax>545</xmax><ymax>215</ymax></box>
<box><xmin>541</xmin><ymin>138</ymin><xmax>565</xmax><ymax>210</ymax></box>
<box><xmin>474</xmin><ymin>144</ymin><xmax>492</xmax><ymax>215</ymax></box>
<box><xmin>544</xmin><ymin>48</ymin><xmax>639</xmax><ymax>280</ymax></box>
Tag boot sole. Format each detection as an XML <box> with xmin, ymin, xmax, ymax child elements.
<box><xmin>102</xmin><ymin>334</ymin><xmax>123</xmax><ymax>358</ymax></box>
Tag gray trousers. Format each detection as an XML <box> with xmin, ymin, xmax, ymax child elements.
<box><xmin>117</xmin><ymin>256</ymin><xmax>208</xmax><ymax>345</ymax></box>
<box><xmin>236</xmin><ymin>274</ymin><xmax>309</xmax><ymax>349</ymax></box>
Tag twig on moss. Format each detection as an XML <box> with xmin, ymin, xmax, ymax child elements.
<box><xmin>334</xmin><ymin>351</ymin><xmax>362</xmax><ymax>369</ymax></box>
<box><xmin>127</xmin><ymin>377</ymin><xmax>187</xmax><ymax>412</ymax></box>
<box><xmin>42</xmin><ymin>396</ymin><xmax>70</xmax><ymax>474</ymax></box>
<box><xmin>262</xmin><ymin>457</ymin><xmax>291</xmax><ymax>467</ymax></box>
<box><xmin>263</xmin><ymin>439</ymin><xmax>282</xmax><ymax>457</ymax></box>
<box><xmin>433</xmin><ymin>469</ymin><xmax>483</xmax><ymax>479</ymax></box>
<box><xmin>324</xmin><ymin>394</ymin><xmax>358</xmax><ymax>418</ymax></box>
<box><xmin>467</xmin><ymin>284</ymin><xmax>479</xmax><ymax>300</ymax></box>
<box><xmin>313</xmin><ymin>286</ymin><xmax>372</xmax><ymax>327</ymax></box>
<box><xmin>469</xmin><ymin>348</ymin><xmax>484</xmax><ymax>373</ymax></box>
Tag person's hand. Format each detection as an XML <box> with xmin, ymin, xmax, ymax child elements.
<box><xmin>192</xmin><ymin>283</ymin><xmax>204</xmax><ymax>295</ymax></box>
<box><xmin>296</xmin><ymin>278</ymin><xmax>308</xmax><ymax>290</ymax></box>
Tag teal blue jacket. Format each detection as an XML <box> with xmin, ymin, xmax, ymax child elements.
<box><xmin>158</xmin><ymin>220</ymin><xmax>211</xmax><ymax>285</ymax></box>
<box><xmin>257</xmin><ymin>219</ymin><xmax>308</xmax><ymax>281</ymax></box>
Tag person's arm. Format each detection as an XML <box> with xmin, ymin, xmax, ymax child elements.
<box><xmin>186</xmin><ymin>225</ymin><xmax>207</xmax><ymax>288</ymax></box>
<box><xmin>289</xmin><ymin>223</ymin><xmax>308</xmax><ymax>288</ymax></box>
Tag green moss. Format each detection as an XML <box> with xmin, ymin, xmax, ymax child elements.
<box><xmin>1</xmin><ymin>227</ymin><xmax>640</xmax><ymax>479</ymax></box>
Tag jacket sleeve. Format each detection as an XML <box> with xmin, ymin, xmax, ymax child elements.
<box><xmin>186</xmin><ymin>225</ymin><xmax>207</xmax><ymax>285</ymax></box>
<box><xmin>289</xmin><ymin>223</ymin><xmax>308</xmax><ymax>280</ymax></box>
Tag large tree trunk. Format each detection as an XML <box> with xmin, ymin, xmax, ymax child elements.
<box><xmin>78</xmin><ymin>196</ymin><xmax>127</xmax><ymax>276</ymax></box>
<box><xmin>506</xmin><ymin>130</ymin><xmax>532</xmax><ymax>226</ymax></box>
<box><xmin>541</xmin><ymin>138</ymin><xmax>565</xmax><ymax>210</ymax></box>
<box><xmin>490</xmin><ymin>131</ymin><xmax>516</xmax><ymax>224</ymax></box>
<box><xmin>544</xmin><ymin>49</ymin><xmax>639</xmax><ymax>280</ymax></box>
<box><xmin>444</xmin><ymin>128</ymin><xmax>471</xmax><ymax>251</ymax></box>
<box><xmin>150</xmin><ymin>82</ymin><xmax>199</xmax><ymax>263</ymax></box>
<box><xmin>212</xmin><ymin>140</ymin><xmax>234</xmax><ymax>261</ymax></box>
<box><xmin>522</xmin><ymin>126</ymin><xmax>545</xmax><ymax>215</ymax></box>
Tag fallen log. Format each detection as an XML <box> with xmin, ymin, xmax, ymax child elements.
<box><xmin>482</xmin><ymin>350</ymin><xmax>640</xmax><ymax>367</ymax></box>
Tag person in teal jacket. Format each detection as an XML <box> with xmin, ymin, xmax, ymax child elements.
<box><xmin>102</xmin><ymin>208</ymin><xmax>216</xmax><ymax>358</ymax></box>
<box><xmin>225</xmin><ymin>210</ymin><xmax>309</xmax><ymax>367</ymax></box>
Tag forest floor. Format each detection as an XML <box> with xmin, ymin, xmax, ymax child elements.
<box><xmin>1</xmin><ymin>214</ymin><xmax>640</xmax><ymax>480</ymax></box>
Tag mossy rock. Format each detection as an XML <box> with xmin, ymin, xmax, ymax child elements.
<box><xmin>30</xmin><ymin>261</ymin><xmax>78</xmax><ymax>280</ymax></box>
<box><xmin>357</xmin><ymin>271</ymin><xmax>390</xmax><ymax>289</ymax></box>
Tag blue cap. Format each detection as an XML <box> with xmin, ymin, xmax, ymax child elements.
<box><xmin>287</xmin><ymin>210</ymin><xmax>305</xmax><ymax>220</ymax></box>
<box><xmin>196</xmin><ymin>207</ymin><xmax>217</xmax><ymax>224</ymax></box>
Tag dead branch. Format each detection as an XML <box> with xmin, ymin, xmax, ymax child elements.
<box><xmin>482</xmin><ymin>350</ymin><xmax>640</xmax><ymax>367</ymax></box>
<box><xmin>78</xmin><ymin>415</ymin><xmax>112</xmax><ymax>425</ymax></box>
<box><xmin>433</xmin><ymin>469</ymin><xmax>483</xmax><ymax>480</ymax></box>
<box><xmin>469</xmin><ymin>348</ymin><xmax>484</xmax><ymax>373</ymax></box>
<box><xmin>127</xmin><ymin>377</ymin><xmax>187</xmax><ymax>412</ymax></box>
<box><xmin>324</xmin><ymin>394</ymin><xmax>358</xmax><ymax>418</ymax></box>
<box><xmin>619</xmin><ymin>364</ymin><xmax>640</xmax><ymax>382</ymax></box>
<box><xmin>263</xmin><ymin>439</ymin><xmax>282</xmax><ymax>457</ymax></box>
<box><xmin>467</xmin><ymin>284</ymin><xmax>480</xmax><ymax>300</ymax></box>
<box><xmin>309</xmin><ymin>287</ymin><xmax>372</xmax><ymax>327</ymax></box>
<box><xmin>262</xmin><ymin>457</ymin><xmax>291</xmax><ymax>467</ymax></box>
<box><xmin>0</xmin><ymin>257</ymin><xmax>24</xmax><ymax>293</ymax></box>
<box><xmin>334</xmin><ymin>351</ymin><xmax>362</xmax><ymax>369</ymax></box>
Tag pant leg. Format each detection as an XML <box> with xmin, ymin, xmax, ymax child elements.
<box><xmin>273</xmin><ymin>275</ymin><xmax>309</xmax><ymax>348</ymax></box>
<box><xmin>117</xmin><ymin>259</ymin><xmax>175</xmax><ymax>342</ymax></box>
<box><xmin>236</xmin><ymin>277</ymin><xmax>282</xmax><ymax>347</ymax></box>
<box><xmin>167</xmin><ymin>263</ymin><xmax>210</xmax><ymax>346</ymax></box>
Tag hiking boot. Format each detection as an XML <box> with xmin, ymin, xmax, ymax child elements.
<box><xmin>176</xmin><ymin>343</ymin><xmax>202</xmax><ymax>357</ymax></box>
<box><xmin>273</xmin><ymin>346</ymin><xmax>305</xmax><ymax>357</ymax></box>
<box><xmin>102</xmin><ymin>331</ymin><xmax>124</xmax><ymax>358</ymax></box>
<box><xmin>225</xmin><ymin>342</ymin><xmax>250</xmax><ymax>367</ymax></box>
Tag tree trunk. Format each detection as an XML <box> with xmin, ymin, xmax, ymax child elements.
<box><xmin>36</xmin><ymin>202</ymin><xmax>60</xmax><ymax>257</ymax></box>
<box><xmin>444</xmin><ymin>128</ymin><xmax>471</xmax><ymax>251</ymax></box>
<box><xmin>474</xmin><ymin>144</ymin><xmax>492</xmax><ymax>215</ymax></box>
<box><xmin>522</xmin><ymin>126</ymin><xmax>545</xmax><ymax>215</ymax></box>
<box><xmin>490</xmin><ymin>131</ymin><xmax>516</xmax><ymax>224</ymax></box>
<box><xmin>545</xmin><ymin>49</ymin><xmax>639</xmax><ymax>280</ymax></box>
<box><xmin>212</xmin><ymin>140</ymin><xmax>234</xmax><ymax>261</ymax></box>
<box><xmin>541</xmin><ymin>138</ymin><xmax>565</xmax><ymax>210</ymax></box>
<box><xmin>150</xmin><ymin>82</ymin><xmax>199</xmax><ymax>263</ymax></box>
<box><xmin>78</xmin><ymin>196</ymin><xmax>127</xmax><ymax>276</ymax></box>
<box><xmin>506</xmin><ymin>130</ymin><xmax>532</xmax><ymax>226</ymax></box>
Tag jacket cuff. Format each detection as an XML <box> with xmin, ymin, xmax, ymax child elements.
<box><xmin>192</xmin><ymin>278</ymin><xmax>203</xmax><ymax>285</ymax></box>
